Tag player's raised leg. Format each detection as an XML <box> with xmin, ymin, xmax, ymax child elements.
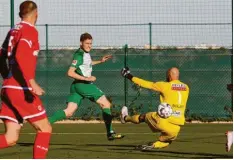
<box><xmin>226</xmin><ymin>131</ymin><xmax>233</xmax><ymax>152</ymax></box>
<box><xmin>0</xmin><ymin>121</ymin><xmax>21</xmax><ymax>149</ymax></box>
<box><xmin>49</xmin><ymin>102</ymin><xmax>78</xmax><ymax>124</ymax></box>
<box><xmin>120</xmin><ymin>106</ymin><xmax>145</xmax><ymax>124</ymax></box>
<box><xmin>97</xmin><ymin>95</ymin><xmax>124</xmax><ymax>140</ymax></box>
<box><xmin>49</xmin><ymin>84</ymin><xmax>81</xmax><ymax>124</ymax></box>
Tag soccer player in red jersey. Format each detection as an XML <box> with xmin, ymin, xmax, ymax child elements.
<box><xmin>0</xmin><ymin>1</ymin><xmax>52</xmax><ymax>159</ymax></box>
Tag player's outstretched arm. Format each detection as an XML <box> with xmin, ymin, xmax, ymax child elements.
<box><xmin>92</xmin><ymin>54</ymin><xmax>112</xmax><ymax>65</ymax></box>
<box><xmin>121</xmin><ymin>67</ymin><xmax>154</xmax><ymax>90</ymax></box>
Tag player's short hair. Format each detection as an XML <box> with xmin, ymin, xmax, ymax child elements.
<box><xmin>80</xmin><ymin>33</ymin><xmax>92</xmax><ymax>42</ymax></box>
<box><xmin>19</xmin><ymin>1</ymin><xmax>37</xmax><ymax>18</ymax></box>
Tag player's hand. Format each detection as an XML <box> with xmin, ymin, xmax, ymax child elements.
<box><xmin>101</xmin><ymin>55</ymin><xmax>112</xmax><ymax>63</ymax></box>
<box><xmin>121</xmin><ymin>67</ymin><xmax>133</xmax><ymax>80</ymax></box>
<box><xmin>29</xmin><ymin>79</ymin><xmax>45</xmax><ymax>96</ymax></box>
<box><xmin>32</xmin><ymin>84</ymin><xmax>45</xmax><ymax>96</ymax></box>
<box><xmin>86</xmin><ymin>76</ymin><xmax>96</xmax><ymax>82</ymax></box>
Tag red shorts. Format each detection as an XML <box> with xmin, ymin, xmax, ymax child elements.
<box><xmin>0</xmin><ymin>88</ymin><xmax>47</xmax><ymax>124</ymax></box>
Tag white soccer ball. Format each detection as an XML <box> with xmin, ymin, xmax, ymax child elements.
<box><xmin>157</xmin><ymin>103</ymin><xmax>173</xmax><ymax>118</ymax></box>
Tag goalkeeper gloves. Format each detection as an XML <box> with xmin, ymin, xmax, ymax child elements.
<box><xmin>121</xmin><ymin>67</ymin><xmax>133</xmax><ymax>80</ymax></box>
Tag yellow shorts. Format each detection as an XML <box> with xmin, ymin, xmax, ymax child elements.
<box><xmin>145</xmin><ymin>112</ymin><xmax>181</xmax><ymax>142</ymax></box>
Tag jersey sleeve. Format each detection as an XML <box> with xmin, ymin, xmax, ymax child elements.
<box><xmin>186</xmin><ymin>85</ymin><xmax>190</xmax><ymax>94</ymax></box>
<box><xmin>132</xmin><ymin>77</ymin><xmax>154</xmax><ymax>90</ymax></box>
<box><xmin>0</xmin><ymin>30</ymin><xmax>12</xmax><ymax>78</ymax></box>
<box><xmin>0</xmin><ymin>47</ymin><xmax>8</xmax><ymax>78</ymax></box>
<box><xmin>152</xmin><ymin>81</ymin><xmax>168</xmax><ymax>92</ymax></box>
<box><xmin>70</xmin><ymin>53</ymin><xmax>83</xmax><ymax>68</ymax></box>
<box><xmin>1</xmin><ymin>30</ymin><xmax>11</xmax><ymax>50</ymax></box>
<box><xmin>0</xmin><ymin>31</ymin><xmax>9</xmax><ymax>57</ymax></box>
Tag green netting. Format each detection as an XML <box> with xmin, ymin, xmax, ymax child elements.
<box><xmin>34</xmin><ymin>48</ymin><xmax>232</xmax><ymax>120</ymax></box>
<box><xmin>0</xmin><ymin>0</ymin><xmax>232</xmax><ymax>121</ymax></box>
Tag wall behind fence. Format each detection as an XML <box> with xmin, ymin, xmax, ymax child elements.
<box><xmin>35</xmin><ymin>48</ymin><xmax>232</xmax><ymax>119</ymax></box>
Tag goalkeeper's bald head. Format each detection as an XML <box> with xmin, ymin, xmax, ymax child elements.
<box><xmin>166</xmin><ymin>67</ymin><xmax>180</xmax><ymax>82</ymax></box>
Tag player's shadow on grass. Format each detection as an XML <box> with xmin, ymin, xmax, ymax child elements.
<box><xmin>134</xmin><ymin>149</ymin><xmax>232</xmax><ymax>159</ymax></box>
<box><xmin>85</xmin><ymin>143</ymin><xmax>136</xmax><ymax>148</ymax></box>
<box><xmin>17</xmin><ymin>143</ymin><xmax>232</xmax><ymax>159</ymax></box>
<box><xmin>176</xmin><ymin>135</ymin><xmax>225</xmax><ymax>145</ymax></box>
<box><xmin>18</xmin><ymin>142</ymin><xmax>74</xmax><ymax>147</ymax></box>
<box><xmin>86</xmin><ymin>144</ymin><xmax>232</xmax><ymax>159</ymax></box>
<box><xmin>18</xmin><ymin>142</ymin><xmax>34</xmax><ymax>146</ymax></box>
<box><xmin>176</xmin><ymin>139</ymin><xmax>224</xmax><ymax>145</ymax></box>
<box><xmin>18</xmin><ymin>142</ymin><xmax>136</xmax><ymax>148</ymax></box>
<box><xmin>55</xmin><ymin>147</ymin><xmax>188</xmax><ymax>159</ymax></box>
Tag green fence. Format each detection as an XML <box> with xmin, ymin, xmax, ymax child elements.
<box><xmin>34</xmin><ymin>48</ymin><xmax>232</xmax><ymax>121</ymax></box>
<box><xmin>0</xmin><ymin>0</ymin><xmax>232</xmax><ymax>121</ymax></box>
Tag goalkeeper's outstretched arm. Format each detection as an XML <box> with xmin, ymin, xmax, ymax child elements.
<box><xmin>121</xmin><ymin>67</ymin><xmax>155</xmax><ymax>90</ymax></box>
<box><xmin>132</xmin><ymin>77</ymin><xmax>154</xmax><ymax>90</ymax></box>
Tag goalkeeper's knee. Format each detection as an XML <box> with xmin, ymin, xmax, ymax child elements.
<box><xmin>139</xmin><ymin>114</ymin><xmax>146</xmax><ymax>122</ymax></box>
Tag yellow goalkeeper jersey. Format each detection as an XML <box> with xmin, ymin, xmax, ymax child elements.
<box><xmin>132</xmin><ymin>77</ymin><xmax>189</xmax><ymax>125</ymax></box>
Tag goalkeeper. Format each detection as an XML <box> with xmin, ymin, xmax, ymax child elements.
<box><xmin>120</xmin><ymin>67</ymin><xmax>189</xmax><ymax>150</ymax></box>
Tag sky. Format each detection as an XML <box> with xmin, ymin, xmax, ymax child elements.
<box><xmin>0</xmin><ymin>0</ymin><xmax>232</xmax><ymax>48</ymax></box>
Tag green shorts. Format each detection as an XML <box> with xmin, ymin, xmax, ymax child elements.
<box><xmin>66</xmin><ymin>81</ymin><xmax>104</xmax><ymax>106</ymax></box>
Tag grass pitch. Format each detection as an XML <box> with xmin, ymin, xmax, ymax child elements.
<box><xmin>0</xmin><ymin>123</ymin><xmax>233</xmax><ymax>159</ymax></box>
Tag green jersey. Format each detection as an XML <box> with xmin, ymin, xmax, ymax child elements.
<box><xmin>70</xmin><ymin>48</ymin><xmax>92</xmax><ymax>77</ymax></box>
<box><xmin>67</xmin><ymin>48</ymin><xmax>104</xmax><ymax>105</ymax></box>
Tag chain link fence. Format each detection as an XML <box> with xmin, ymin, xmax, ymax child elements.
<box><xmin>0</xmin><ymin>0</ymin><xmax>232</xmax><ymax>121</ymax></box>
<box><xmin>33</xmin><ymin>48</ymin><xmax>232</xmax><ymax>121</ymax></box>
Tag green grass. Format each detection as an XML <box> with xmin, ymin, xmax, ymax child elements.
<box><xmin>0</xmin><ymin>123</ymin><xmax>233</xmax><ymax>159</ymax></box>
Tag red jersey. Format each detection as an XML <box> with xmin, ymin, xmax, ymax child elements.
<box><xmin>2</xmin><ymin>21</ymin><xmax>40</xmax><ymax>90</ymax></box>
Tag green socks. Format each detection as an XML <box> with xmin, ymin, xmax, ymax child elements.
<box><xmin>48</xmin><ymin>110</ymin><xmax>66</xmax><ymax>124</ymax></box>
<box><xmin>102</xmin><ymin>108</ymin><xmax>113</xmax><ymax>134</ymax></box>
<box><xmin>49</xmin><ymin>108</ymin><xmax>114</xmax><ymax>134</ymax></box>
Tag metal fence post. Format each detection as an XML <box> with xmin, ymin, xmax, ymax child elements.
<box><xmin>124</xmin><ymin>44</ymin><xmax>128</xmax><ymax>106</ymax></box>
<box><xmin>10</xmin><ymin>0</ymin><xmax>14</xmax><ymax>28</ymax></box>
<box><xmin>149</xmin><ymin>23</ymin><xmax>152</xmax><ymax>49</ymax></box>
<box><xmin>45</xmin><ymin>24</ymin><xmax>49</xmax><ymax>106</ymax></box>
<box><xmin>149</xmin><ymin>23</ymin><xmax>153</xmax><ymax>107</ymax></box>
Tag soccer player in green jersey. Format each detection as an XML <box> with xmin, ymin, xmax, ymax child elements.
<box><xmin>49</xmin><ymin>33</ymin><xmax>124</xmax><ymax>140</ymax></box>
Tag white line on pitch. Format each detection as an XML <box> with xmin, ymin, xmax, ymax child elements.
<box><xmin>20</xmin><ymin>132</ymin><xmax>224</xmax><ymax>135</ymax></box>
<box><xmin>20</xmin><ymin>132</ymin><xmax>154</xmax><ymax>135</ymax></box>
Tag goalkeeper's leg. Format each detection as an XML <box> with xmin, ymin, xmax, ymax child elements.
<box><xmin>138</xmin><ymin>128</ymin><xmax>179</xmax><ymax>150</ymax></box>
<box><xmin>152</xmin><ymin>132</ymin><xmax>175</xmax><ymax>149</ymax></box>
<box><xmin>124</xmin><ymin>114</ymin><xmax>146</xmax><ymax>124</ymax></box>
<box><xmin>140</xmin><ymin>112</ymin><xmax>180</xmax><ymax>150</ymax></box>
<box><xmin>121</xmin><ymin>106</ymin><xmax>145</xmax><ymax>124</ymax></box>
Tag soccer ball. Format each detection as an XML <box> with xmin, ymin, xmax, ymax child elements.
<box><xmin>157</xmin><ymin>103</ymin><xmax>173</xmax><ymax>118</ymax></box>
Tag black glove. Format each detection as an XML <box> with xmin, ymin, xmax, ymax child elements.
<box><xmin>121</xmin><ymin>67</ymin><xmax>133</xmax><ymax>80</ymax></box>
<box><xmin>227</xmin><ymin>84</ymin><xmax>233</xmax><ymax>92</ymax></box>
<box><xmin>24</xmin><ymin>90</ymin><xmax>35</xmax><ymax>103</ymax></box>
